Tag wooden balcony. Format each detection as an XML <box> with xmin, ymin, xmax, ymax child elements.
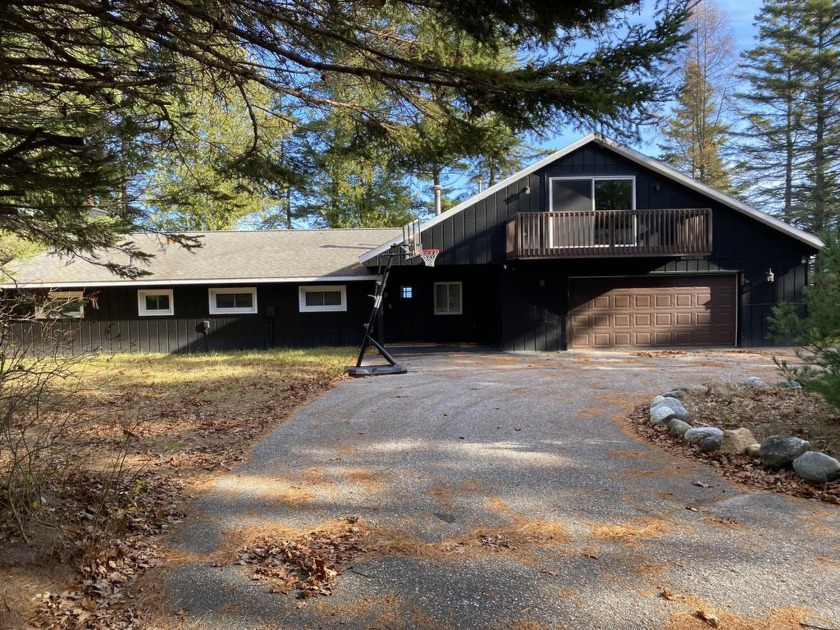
<box><xmin>505</xmin><ymin>209</ymin><xmax>712</xmax><ymax>260</ymax></box>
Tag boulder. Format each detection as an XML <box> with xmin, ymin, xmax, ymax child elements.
<box><xmin>775</xmin><ymin>380</ymin><xmax>802</xmax><ymax>390</ymax></box>
<box><xmin>668</xmin><ymin>418</ymin><xmax>693</xmax><ymax>437</ymax></box>
<box><xmin>720</xmin><ymin>428</ymin><xmax>759</xmax><ymax>456</ymax></box>
<box><xmin>699</xmin><ymin>435</ymin><xmax>722</xmax><ymax>453</ymax></box>
<box><xmin>650</xmin><ymin>406</ymin><xmax>677</xmax><ymax>426</ymax></box>
<box><xmin>759</xmin><ymin>436</ymin><xmax>811</xmax><ymax>469</ymax></box>
<box><xmin>651</xmin><ymin>398</ymin><xmax>689</xmax><ymax>421</ymax></box>
<box><xmin>746</xmin><ymin>443</ymin><xmax>761</xmax><ymax>457</ymax></box>
<box><xmin>744</xmin><ymin>376</ymin><xmax>769</xmax><ymax>389</ymax></box>
<box><xmin>651</xmin><ymin>395</ymin><xmax>667</xmax><ymax>407</ymax></box>
<box><xmin>792</xmin><ymin>452</ymin><xmax>840</xmax><ymax>483</ymax></box>
<box><xmin>663</xmin><ymin>389</ymin><xmax>686</xmax><ymax>400</ymax></box>
<box><xmin>684</xmin><ymin>427</ymin><xmax>723</xmax><ymax>444</ymax></box>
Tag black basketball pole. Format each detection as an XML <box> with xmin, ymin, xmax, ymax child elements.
<box><xmin>346</xmin><ymin>247</ymin><xmax>408</xmax><ymax>376</ymax></box>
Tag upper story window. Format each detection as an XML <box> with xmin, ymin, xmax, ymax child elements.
<box><xmin>549</xmin><ymin>177</ymin><xmax>635</xmax><ymax>212</ymax></box>
<box><xmin>138</xmin><ymin>289</ymin><xmax>174</xmax><ymax>316</ymax></box>
<box><xmin>35</xmin><ymin>290</ymin><xmax>85</xmax><ymax>319</ymax></box>
<box><xmin>208</xmin><ymin>287</ymin><xmax>258</xmax><ymax>315</ymax></box>
<box><xmin>299</xmin><ymin>285</ymin><xmax>347</xmax><ymax>313</ymax></box>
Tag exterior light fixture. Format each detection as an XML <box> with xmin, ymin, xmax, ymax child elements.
<box><xmin>766</xmin><ymin>268</ymin><xmax>775</xmax><ymax>283</ymax></box>
<box><xmin>523</xmin><ymin>186</ymin><xmax>531</xmax><ymax>195</ymax></box>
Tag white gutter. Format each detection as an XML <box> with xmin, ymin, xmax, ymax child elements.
<box><xmin>0</xmin><ymin>274</ymin><xmax>378</xmax><ymax>290</ymax></box>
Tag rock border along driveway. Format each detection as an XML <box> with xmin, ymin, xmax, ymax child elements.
<box><xmin>164</xmin><ymin>349</ymin><xmax>840</xmax><ymax>629</ymax></box>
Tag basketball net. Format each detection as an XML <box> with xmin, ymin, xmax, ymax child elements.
<box><xmin>420</xmin><ymin>249</ymin><xmax>439</xmax><ymax>267</ymax></box>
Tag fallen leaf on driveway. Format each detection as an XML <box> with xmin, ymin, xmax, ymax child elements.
<box><xmin>693</xmin><ymin>481</ymin><xmax>712</xmax><ymax>488</ymax></box>
<box><xmin>695</xmin><ymin>609</ymin><xmax>720</xmax><ymax>627</ymax></box>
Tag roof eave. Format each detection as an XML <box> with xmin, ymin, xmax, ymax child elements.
<box><xmin>359</xmin><ymin>134</ymin><xmax>601</xmax><ymax>263</ymax></box>
<box><xmin>0</xmin><ymin>274</ymin><xmax>379</xmax><ymax>290</ymax></box>
<box><xmin>361</xmin><ymin>133</ymin><xmax>824</xmax><ymax>261</ymax></box>
<box><xmin>591</xmin><ymin>136</ymin><xmax>824</xmax><ymax>250</ymax></box>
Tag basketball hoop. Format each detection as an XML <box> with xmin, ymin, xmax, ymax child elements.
<box><xmin>420</xmin><ymin>248</ymin><xmax>439</xmax><ymax>267</ymax></box>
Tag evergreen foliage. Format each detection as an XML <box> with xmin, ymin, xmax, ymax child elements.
<box><xmin>737</xmin><ymin>0</ymin><xmax>840</xmax><ymax>232</ymax></box>
<box><xmin>0</xmin><ymin>0</ymin><xmax>690</xmax><ymax>265</ymax></box>
<box><xmin>659</xmin><ymin>0</ymin><xmax>736</xmax><ymax>191</ymax></box>
<box><xmin>770</xmin><ymin>230</ymin><xmax>840</xmax><ymax>410</ymax></box>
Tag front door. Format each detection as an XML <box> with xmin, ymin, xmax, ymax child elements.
<box><xmin>384</xmin><ymin>281</ymin><xmax>422</xmax><ymax>342</ymax></box>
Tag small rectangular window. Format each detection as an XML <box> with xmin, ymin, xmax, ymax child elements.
<box><xmin>434</xmin><ymin>282</ymin><xmax>462</xmax><ymax>315</ymax></box>
<box><xmin>35</xmin><ymin>290</ymin><xmax>85</xmax><ymax>319</ymax></box>
<box><xmin>299</xmin><ymin>285</ymin><xmax>347</xmax><ymax>313</ymax></box>
<box><xmin>400</xmin><ymin>286</ymin><xmax>413</xmax><ymax>299</ymax></box>
<box><xmin>208</xmin><ymin>287</ymin><xmax>258</xmax><ymax>314</ymax></box>
<box><xmin>138</xmin><ymin>289</ymin><xmax>174</xmax><ymax>316</ymax></box>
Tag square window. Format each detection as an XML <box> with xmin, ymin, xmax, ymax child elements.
<box><xmin>138</xmin><ymin>289</ymin><xmax>174</xmax><ymax>316</ymax></box>
<box><xmin>400</xmin><ymin>286</ymin><xmax>413</xmax><ymax>299</ymax></box>
<box><xmin>208</xmin><ymin>288</ymin><xmax>258</xmax><ymax>314</ymax></box>
<box><xmin>299</xmin><ymin>285</ymin><xmax>347</xmax><ymax>312</ymax></box>
<box><xmin>434</xmin><ymin>282</ymin><xmax>462</xmax><ymax>315</ymax></box>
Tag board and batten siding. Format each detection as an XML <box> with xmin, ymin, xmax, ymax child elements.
<box><xmin>7</xmin><ymin>281</ymin><xmax>374</xmax><ymax>354</ymax></box>
<box><xmin>380</xmin><ymin>142</ymin><xmax>817</xmax><ymax>350</ymax></box>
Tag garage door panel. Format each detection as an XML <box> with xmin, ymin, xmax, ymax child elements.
<box><xmin>675</xmin><ymin>313</ymin><xmax>693</xmax><ymax>326</ymax></box>
<box><xmin>593</xmin><ymin>333</ymin><xmax>611</xmax><ymax>347</ymax></box>
<box><xmin>657</xmin><ymin>331</ymin><xmax>677</xmax><ymax>344</ymax></box>
<box><xmin>634</xmin><ymin>313</ymin><xmax>651</xmax><ymax>326</ymax></box>
<box><xmin>635</xmin><ymin>332</ymin><xmax>652</xmax><ymax>345</ymax></box>
<box><xmin>675</xmin><ymin>293</ymin><xmax>693</xmax><ymax>307</ymax></box>
<box><xmin>569</xmin><ymin>276</ymin><xmax>736</xmax><ymax>349</ymax></box>
<box><xmin>655</xmin><ymin>313</ymin><xmax>672</xmax><ymax>326</ymax></box>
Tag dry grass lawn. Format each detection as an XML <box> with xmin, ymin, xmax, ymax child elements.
<box><xmin>0</xmin><ymin>347</ymin><xmax>354</xmax><ymax>629</ymax></box>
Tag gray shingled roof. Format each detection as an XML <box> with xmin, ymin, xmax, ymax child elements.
<box><xmin>1</xmin><ymin>229</ymin><xmax>400</xmax><ymax>287</ymax></box>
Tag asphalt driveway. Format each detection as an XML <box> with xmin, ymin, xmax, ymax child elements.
<box><xmin>165</xmin><ymin>348</ymin><xmax>840</xmax><ymax>629</ymax></box>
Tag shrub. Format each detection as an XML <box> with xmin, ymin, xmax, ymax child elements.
<box><xmin>770</xmin><ymin>229</ymin><xmax>840</xmax><ymax>410</ymax></box>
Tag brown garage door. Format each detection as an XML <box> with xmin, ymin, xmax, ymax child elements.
<box><xmin>568</xmin><ymin>276</ymin><xmax>736</xmax><ymax>349</ymax></box>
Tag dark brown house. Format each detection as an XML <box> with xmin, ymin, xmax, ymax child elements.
<box><xmin>1</xmin><ymin>135</ymin><xmax>823</xmax><ymax>354</ymax></box>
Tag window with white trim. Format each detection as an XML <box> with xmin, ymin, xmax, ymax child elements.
<box><xmin>434</xmin><ymin>282</ymin><xmax>462</xmax><ymax>315</ymax></box>
<box><xmin>138</xmin><ymin>289</ymin><xmax>174</xmax><ymax>316</ymax></box>
<box><xmin>208</xmin><ymin>287</ymin><xmax>258</xmax><ymax>314</ymax></box>
<box><xmin>298</xmin><ymin>285</ymin><xmax>347</xmax><ymax>313</ymax></box>
<box><xmin>35</xmin><ymin>290</ymin><xmax>85</xmax><ymax>319</ymax></box>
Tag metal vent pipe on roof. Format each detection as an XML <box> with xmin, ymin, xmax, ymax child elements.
<box><xmin>433</xmin><ymin>184</ymin><xmax>442</xmax><ymax>216</ymax></box>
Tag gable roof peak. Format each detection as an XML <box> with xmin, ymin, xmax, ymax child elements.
<box><xmin>360</xmin><ymin>134</ymin><xmax>822</xmax><ymax>262</ymax></box>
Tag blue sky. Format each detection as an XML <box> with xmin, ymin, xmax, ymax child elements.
<box><xmin>548</xmin><ymin>0</ymin><xmax>765</xmax><ymax>153</ymax></box>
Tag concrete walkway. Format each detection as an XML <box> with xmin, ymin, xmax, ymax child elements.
<box><xmin>165</xmin><ymin>349</ymin><xmax>840</xmax><ymax>629</ymax></box>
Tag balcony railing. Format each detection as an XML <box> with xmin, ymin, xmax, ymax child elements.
<box><xmin>505</xmin><ymin>208</ymin><xmax>712</xmax><ymax>259</ymax></box>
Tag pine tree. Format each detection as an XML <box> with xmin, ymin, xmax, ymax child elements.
<box><xmin>659</xmin><ymin>0</ymin><xmax>736</xmax><ymax>191</ymax></box>
<box><xmin>0</xmin><ymin>0</ymin><xmax>691</xmax><ymax>265</ymax></box>
<box><xmin>737</xmin><ymin>0</ymin><xmax>840</xmax><ymax>232</ymax></box>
